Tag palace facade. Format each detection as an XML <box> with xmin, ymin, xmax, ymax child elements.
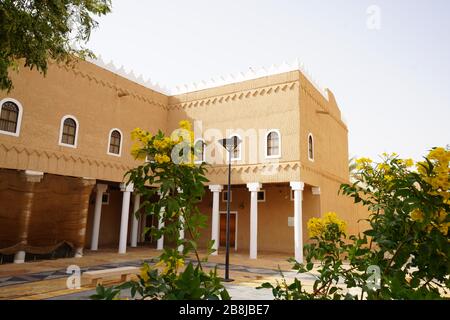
<box><xmin>0</xmin><ymin>59</ymin><xmax>367</xmax><ymax>264</ymax></box>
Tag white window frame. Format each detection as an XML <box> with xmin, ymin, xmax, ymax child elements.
<box><xmin>308</xmin><ymin>133</ymin><xmax>314</xmax><ymax>162</ymax></box>
<box><xmin>228</xmin><ymin>134</ymin><xmax>242</xmax><ymax>162</ymax></box>
<box><xmin>107</xmin><ymin>128</ymin><xmax>123</xmax><ymax>157</ymax></box>
<box><xmin>194</xmin><ymin>138</ymin><xmax>206</xmax><ymax>164</ymax></box>
<box><xmin>222</xmin><ymin>190</ymin><xmax>233</xmax><ymax>203</ymax></box>
<box><xmin>58</xmin><ymin>115</ymin><xmax>79</xmax><ymax>148</ymax></box>
<box><xmin>257</xmin><ymin>190</ymin><xmax>266</xmax><ymax>202</ymax></box>
<box><xmin>265</xmin><ymin>129</ymin><xmax>281</xmax><ymax>159</ymax></box>
<box><xmin>0</xmin><ymin>98</ymin><xmax>23</xmax><ymax>137</ymax></box>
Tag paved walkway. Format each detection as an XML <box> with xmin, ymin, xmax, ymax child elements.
<box><xmin>0</xmin><ymin>247</ymin><xmax>314</xmax><ymax>300</ymax></box>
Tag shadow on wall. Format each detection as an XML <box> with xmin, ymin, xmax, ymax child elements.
<box><xmin>0</xmin><ymin>169</ymin><xmax>94</xmax><ymax>262</ymax></box>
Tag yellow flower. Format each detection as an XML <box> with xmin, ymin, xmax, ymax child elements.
<box><xmin>438</xmin><ymin>222</ymin><xmax>449</xmax><ymax>236</ymax></box>
<box><xmin>428</xmin><ymin>147</ymin><xmax>446</xmax><ymax>161</ymax></box>
<box><xmin>410</xmin><ymin>209</ymin><xmax>424</xmax><ymax>222</ymax></box>
<box><xmin>153</xmin><ymin>137</ymin><xmax>173</xmax><ymax>151</ymax></box>
<box><xmin>131</xmin><ymin>143</ymin><xmax>147</xmax><ymax>160</ymax></box>
<box><xmin>307</xmin><ymin>212</ymin><xmax>347</xmax><ymax>239</ymax></box>
<box><xmin>307</xmin><ymin>217</ymin><xmax>324</xmax><ymax>238</ymax></box>
<box><xmin>140</xmin><ymin>264</ymin><xmax>150</xmax><ymax>282</ymax></box>
<box><xmin>355</xmin><ymin>157</ymin><xmax>372</xmax><ymax>170</ymax></box>
<box><xmin>131</xmin><ymin>127</ymin><xmax>142</xmax><ymax>141</ymax></box>
<box><xmin>377</xmin><ymin>163</ymin><xmax>390</xmax><ymax>172</ymax></box>
<box><xmin>179</xmin><ymin>120</ymin><xmax>192</xmax><ymax>131</ymax></box>
<box><xmin>323</xmin><ymin>212</ymin><xmax>347</xmax><ymax>234</ymax></box>
<box><xmin>403</xmin><ymin>159</ymin><xmax>414</xmax><ymax>167</ymax></box>
<box><xmin>176</xmin><ymin>258</ymin><xmax>185</xmax><ymax>270</ymax></box>
<box><xmin>154</xmin><ymin>153</ymin><xmax>171</xmax><ymax>164</ymax></box>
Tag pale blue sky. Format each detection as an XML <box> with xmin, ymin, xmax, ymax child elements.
<box><xmin>88</xmin><ymin>0</ymin><xmax>450</xmax><ymax>161</ymax></box>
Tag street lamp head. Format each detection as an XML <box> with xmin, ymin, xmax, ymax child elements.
<box><xmin>219</xmin><ymin>136</ymin><xmax>242</xmax><ymax>152</ymax></box>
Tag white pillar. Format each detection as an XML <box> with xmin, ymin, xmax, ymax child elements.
<box><xmin>75</xmin><ymin>248</ymin><xmax>83</xmax><ymax>258</ymax></box>
<box><xmin>157</xmin><ymin>191</ymin><xmax>165</xmax><ymax>250</ymax></box>
<box><xmin>157</xmin><ymin>215</ymin><xmax>165</xmax><ymax>250</ymax></box>
<box><xmin>14</xmin><ymin>251</ymin><xmax>26</xmax><ymax>264</ymax></box>
<box><xmin>90</xmin><ymin>184</ymin><xmax>108</xmax><ymax>251</ymax></box>
<box><xmin>290</xmin><ymin>181</ymin><xmax>305</xmax><ymax>263</ymax></box>
<box><xmin>131</xmin><ymin>194</ymin><xmax>140</xmax><ymax>247</ymax></box>
<box><xmin>209</xmin><ymin>185</ymin><xmax>223</xmax><ymax>255</ymax></box>
<box><xmin>178</xmin><ymin>215</ymin><xmax>185</xmax><ymax>253</ymax></box>
<box><xmin>119</xmin><ymin>182</ymin><xmax>134</xmax><ymax>254</ymax></box>
<box><xmin>14</xmin><ymin>170</ymin><xmax>44</xmax><ymax>264</ymax></box>
<box><xmin>177</xmin><ymin>188</ymin><xmax>184</xmax><ymax>253</ymax></box>
<box><xmin>247</xmin><ymin>182</ymin><xmax>261</xmax><ymax>259</ymax></box>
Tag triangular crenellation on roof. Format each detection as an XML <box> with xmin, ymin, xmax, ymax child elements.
<box><xmin>87</xmin><ymin>56</ymin><xmax>329</xmax><ymax>101</ymax></box>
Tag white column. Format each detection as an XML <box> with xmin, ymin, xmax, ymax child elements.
<box><xmin>157</xmin><ymin>215</ymin><xmax>165</xmax><ymax>250</ymax></box>
<box><xmin>15</xmin><ymin>170</ymin><xmax>44</xmax><ymax>263</ymax></box>
<box><xmin>177</xmin><ymin>188</ymin><xmax>184</xmax><ymax>253</ymax></box>
<box><xmin>209</xmin><ymin>185</ymin><xmax>223</xmax><ymax>255</ymax></box>
<box><xmin>75</xmin><ymin>248</ymin><xmax>84</xmax><ymax>258</ymax></box>
<box><xmin>247</xmin><ymin>182</ymin><xmax>261</xmax><ymax>259</ymax></box>
<box><xmin>157</xmin><ymin>191</ymin><xmax>165</xmax><ymax>250</ymax></box>
<box><xmin>131</xmin><ymin>193</ymin><xmax>140</xmax><ymax>247</ymax></box>
<box><xmin>14</xmin><ymin>251</ymin><xmax>26</xmax><ymax>264</ymax></box>
<box><xmin>290</xmin><ymin>181</ymin><xmax>305</xmax><ymax>263</ymax></box>
<box><xmin>90</xmin><ymin>184</ymin><xmax>108</xmax><ymax>251</ymax></box>
<box><xmin>119</xmin><ymin>182</ymin><xmax>134</xmax><ymax>254</ymax></box>
<box><xmin>178</xmin><ymin>215</ymin><xmax>185</xmax><ymax>253</ymax></box>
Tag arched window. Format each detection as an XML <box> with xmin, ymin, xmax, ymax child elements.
<box><xmin>266</xmin><ymin>129</ymin><xmax>281</xmax><ymax>158</ymax></box>
<box><xmin>308</xmin><ymin>133</ymin><xmax>314</xmax><ymax>161</ymax></box>
<box><xmin>230</xmin><ymin>135</ymin><xmax>241</xmax><ymax>161</ymax></box>
<box><xmin>194</xmin><ymin>139</ymin><xmax>206</xmax><ymax>163</ymax></box>
<box><xmin>59</xmin><ymin>115</ymin><xmax>79</xmax><ymax>147</ymax></box>
<box><xmin>0</xmin><ymin>98</ymin><xmax>23</xmax><ymax>136</ymax></box>
<box><xmin>107</xmin><ymin>129</ymin><xmax>122</xmax><ymax>156</ymax></box>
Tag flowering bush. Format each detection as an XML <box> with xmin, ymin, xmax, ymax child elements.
<box><xmin>261</xmin><ymin>147</ymin><xmax>450</xmax><ymax>300</ymax></box>
<box><xmin>307</xmin><ymin>212</ymin><xmax>347</xmax><ymax>241</ymax></box>
<box><xmin>92</xmin><ymin>120</ymin><xmax>230</xmax><ymax>300</ymax></box>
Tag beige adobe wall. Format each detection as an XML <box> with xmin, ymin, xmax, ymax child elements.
<box><xmin>314</xmin><ymin>176</ymin><xmax>369</xmax><ymax>236</ymax></box>
<box><xmin>298</xmin><ymin>72</ymin><xmax>349</xmax><ymax>184</ymax></box>
<box><xmin>297</xmin><ymin>72</ymin><xmax>370</xmax><ymax>235</ymax></box>
<box><xmin>168</xmin><ymin>71</ymin><xmax>302</xmax><ymax>185</ymax></box>
<box><xmin>0</xmin><ymin>60</ymin><xmax>169</xmax><ymax>182</ymax></box>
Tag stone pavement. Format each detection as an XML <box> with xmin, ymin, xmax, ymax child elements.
<box><xmin>0</xmin><ymin>246</ymin><xmax>316</xmax><ymax>300</ymax></box>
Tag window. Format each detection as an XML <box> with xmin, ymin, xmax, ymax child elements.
<box><xmin>107</xmin><ymin>128</ymin><xmax>122</xmax><ymax>156</ymax></box>
<box><xmin>257</xmin><ymin>190</ymin><xmax>266</xmax><ymax>202</ymax></box>
<box><xmin>0</xmin><ymin>98</ymin><xmax>23</xmax><ymax>136</ymax></box>
<box><xmin>59</xmin><ymin>116</ymin><xmax>79</xmax><ymax>147</ymax></box>
<box><xmin>266</xmin><ymin>130</ymin><xmax>281</xmax><ymax>158</ymax></box>
<box><xmin>308</xmin><ymin>133</ymin><xmax>314</xmax><ymax>161</ymax></box>
<box><xmin>222</xmin><ymin>190</ymin><xmax>232</xmax><ymax>202</ymax></box>
<box><xmin>102</xmin><ymin>193</ymin><xmax>110</xmax><ymax>205</ymax></box>
<box><xmin>194</xmin><ymin>139</ymin><xmax>206</xmax><ymax>163</ymax></box>
<box><xmin>230</xmin><ymin>135</ymin><xmax>241</xmax><ymax>161</ymax></box>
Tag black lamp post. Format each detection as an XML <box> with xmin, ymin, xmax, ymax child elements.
<box><xmin>218</xmin><ymin>136</ymin><xmax>241</xmax><ymax>282</ymax></box>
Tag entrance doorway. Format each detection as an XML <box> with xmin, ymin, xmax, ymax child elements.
<box><xmin>219</xmin><ymin>211</ymin><xmax>238</xmax><ymax>251</ymax></box>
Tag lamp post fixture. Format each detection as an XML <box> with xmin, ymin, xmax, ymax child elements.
<box><xmin>218</xmin><ymin>136</ymin><xmax>241</xmax><ymax>282</ymax></box>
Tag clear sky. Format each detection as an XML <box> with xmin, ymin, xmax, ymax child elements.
<box><xmin>87</xmin><ymin>0</ymin><xmax>450</xmax><ymax>161</ymax></box>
